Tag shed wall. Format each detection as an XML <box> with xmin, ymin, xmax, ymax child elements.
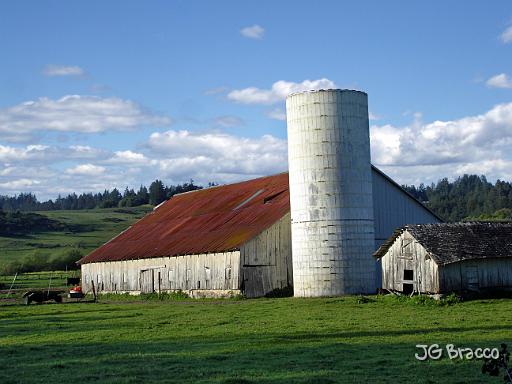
<box><xmin>81</xmin><ymin>251</ymin><xmax>240</xmax><ymax>297</ymax></box>
<box><xmin>240</xmin><ymin>213</ymin><xmax>292</xmax><ymax>298</ymax></box>
<box><xmin>380</xmin><ymin>231</ymin><xmax>439</xmax><ymax>293</ymax></box>
<box><xmin>440</xmin><ymin>258</ymin><xmax>512</xmax><ymax>293</ymax></box>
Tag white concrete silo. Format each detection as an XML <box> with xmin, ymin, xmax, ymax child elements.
<box><xmin>286</xmin><ymin>89</ymin><xmax>375</xmax><ymax>296</ymax></box>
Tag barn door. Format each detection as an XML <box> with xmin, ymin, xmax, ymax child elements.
<box><xmin>140</xmin><ymin>269</ymin><xmax>155</xmax><ymax>294</ymax></box>
<box><xmin>465</xmin><ymin>265</ymin><xmax>479</xmax><ymax>291</ymax></box>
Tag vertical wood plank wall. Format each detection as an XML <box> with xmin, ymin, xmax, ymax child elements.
<box><xmin>440</xmin><ymin>258</ymin><xmax>512</xmax><ymax>293</ymax></box>
<box><xmin>81</xmin><ymin>251</ymin><xmax>240</xmax><ymax>297</ymax></box>
<box><xmin>380</xmin><ymin>231</ymin><xmax>439</xmax><ymax>293</ymax></box>
<box><xmin>240</xmin><ymin>213</ymin><xmax>293</xmax><ymax>298</ymax></box>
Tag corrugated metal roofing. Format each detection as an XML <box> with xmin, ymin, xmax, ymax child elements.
<box><xmin>80</xmin><ymin>166</ymin><xmax>442</xmax><ymax>264</ymax></box>
<box><xmin>79</xmin><ymin>172</ymin><xmax>290</xmax><ymax>264</ymax></box>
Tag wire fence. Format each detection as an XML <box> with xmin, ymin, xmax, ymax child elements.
<box><xmin>0</xmin><ymin>271</ymin><xmax>80</xmax><ymax>292</ymax></box>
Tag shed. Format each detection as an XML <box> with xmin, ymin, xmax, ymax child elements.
<box><xmin>374</xmin><ymin>222</ymin><xmax>512</xmax><ymax>294</ymax></box>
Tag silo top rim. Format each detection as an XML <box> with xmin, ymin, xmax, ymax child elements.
<box><xmin>287</xmin><ymin>88</ymin><xmax>367</xmax><ymax>99</ymax></box>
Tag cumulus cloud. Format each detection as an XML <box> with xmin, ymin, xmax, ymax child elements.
<box><xmin>227</xmin><ymin>78</ymin><xmax>337</xmax><ymax>105</ymax></box>
<box><xmin>501</xmin><ymin>25</ymin><xmax>512</xmax><ymax>43</ymax></box>
<box><xmin>107</xmin><ymin>150</ymin><xmax>153</xmax><ymax>165</ymax></box>
<box><xmin>240</xmin><ymin>25</ymin><xmax>265</xmax><ymax>39</ymax></box>
<box><xmin>65</xmin><ymin>163</ymin><xmax>106</xmax><ymax>176</ymax></box>
<box><xmin>266</xmin><ymin>108</ymin><xmax>287</xmax><ymax>121</ymax></box>
<box><xmin>0</xmin><ymin>144</ymin><xmax>107</xmax><ymax>163</ymax></box>
<box><xmin>42</xmin><ymin>65</ymin><xmax>85</xmax><ymax>77</ymax></box>
<box><xmin>0</xmin><ymin>178</ymin><xmax>41</xmax><ymax>189</ymax></box>
<box><xmin>486</xmin><ymin>73</ymin><xmax>512</xmax><ymax>89</ymax></box>
<box><xmin>148</xmin><ymin>130</ymin><xmax>287</xmax><ymax>182</ymax></box>
<box><xmin>370</xmin><ymin>102</ymin><xmax>512</xmax><ymax>184</ymax></box>
<box><xmin>0</xmin><ymin>95</ymin><xmax>171</xmax><ymax>140</ymax></box>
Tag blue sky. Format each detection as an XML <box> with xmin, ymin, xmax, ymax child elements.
<box><xmin>1</xmin><ymin>1</ymin><xmax>512</xmax><ymax>199</ymax></box>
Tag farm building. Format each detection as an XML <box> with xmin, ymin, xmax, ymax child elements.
<box><xmin>79</xmin><ymin>166</ymin><xmax>440</xmax><ymax>298</ymax></box>
<box><xmin>374</xmin><ymin>222</ymin><xmax>512</xmax><ymax>294</ymax></box>
<box><xmin>79</xmin><ymin>89</ymin><xmax>442</xmax><ymax>298</ymax></box>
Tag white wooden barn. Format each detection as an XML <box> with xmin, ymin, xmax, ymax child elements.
<box><xmin>374</xmin><ymin>222</ymin><xmax>512</xmax><ymax>294</ymax></box>
<box><xmin>79</xmin><ymin>166</ymin><xmax>441</xmax><ymax>298</ymax></box>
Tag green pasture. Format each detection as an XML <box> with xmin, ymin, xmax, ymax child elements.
<box><xmin>0</xmin><ymin>206</ymin><xmax>152</xmax><ymax>267</ymax></box>
<box><xmin>1</xmin><ymin>295</ymin><xmax>511</xmax><ymax>383</ymax></box>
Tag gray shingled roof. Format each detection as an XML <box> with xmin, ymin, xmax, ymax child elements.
<box><xmin>374</xmin><ymin>222</ymin><xmax>512</xmax><ymax>265</ymax></box>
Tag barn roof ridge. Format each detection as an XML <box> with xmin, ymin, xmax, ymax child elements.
<box><xmin>171</xmin><ymin>171</ymin><xmax>290</xmax><ymax>197</ymax></box>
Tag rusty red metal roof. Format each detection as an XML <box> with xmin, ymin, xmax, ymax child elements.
<box><xmin>80</xmin><ymin>172</ymin><xmax>290</xmax><ymax>264</ymax></box>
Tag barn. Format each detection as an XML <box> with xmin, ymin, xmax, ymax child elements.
<box><xmin>374</xmin><ymin>222</ymin><xmax>512</xmax><ymax>295</ymax></box>
<box><xmin>79</xmin><ymin>166</ymin><xmax>440</xmax><ymax>298</ymax></box>
<box><xmin>79</xmin><ymin>88</ymin><xmax>442</xmax><ymax>298</ymax></box>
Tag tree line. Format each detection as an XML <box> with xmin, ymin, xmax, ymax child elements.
<box><xmin>402</xmin><ymin>174</ymin><xmax>512</xmax><ymax>221</ymax></box>
<box><xmin>2</xmin><ymin>173</ymin><xmax>512</xmax><ymax>221</ymax></box>
<box><xmin>0</xmin><ymin>179</ymin><xmax>204</xmax><ymax>211</ymax></box>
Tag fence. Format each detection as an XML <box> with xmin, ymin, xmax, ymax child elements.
<box><xmin>0</xmin><ymin>271</ymin><xmax>80</xmax><ymax>292</ymax></box>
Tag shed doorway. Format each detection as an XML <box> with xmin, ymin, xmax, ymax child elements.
<box><xmin>140</xmin><ymin>269</ymin><xmax>155</xmax><ymax>294</ymax></box>
<box><xmin>465</xmin><ymin>265</ymin><xmax>479</xmax><ymax>291</ymax></box>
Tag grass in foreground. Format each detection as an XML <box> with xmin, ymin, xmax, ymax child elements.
<box><xmin>1</xmin><ymin>295</ymin><xmax>511</xmax><ymax>383</ymax></box>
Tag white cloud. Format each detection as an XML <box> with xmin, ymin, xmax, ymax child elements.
<box><xmin>370</xmin><ymin>102</ymin><xmax>512</xmax><ymax>184</ymax></box>
<box><xmin>148</xmin><ymin>130</ymin><xmax>287</xmax><ymax>182</ymax></box>
<box><xmin>107</xmin><ymin>150</ymin><xmax>153</xmax><ymax>165</ymax></box>
<box><xmin>240</xmin><ymin>25</ymin><xmax>265</xmax><ymax>39</ymax></box>
<box><xmin>369</xmin><ymin>112</ymin><xmax>381</xmax><ymax>121</ymax></box>
<box><xmin>227</xmin><ymin>78</ymin><xmax>337</xmax><ymax>105</ymax></box>
<box><xmin>0</xmin><ymin>95</ymin><xmax>171</xmax><ymax>140</ymax></box>
<box><xmin>42</xmin><ymin>65</ymin><xmax>85</xmax><ymax>77</ymax></box>
<box><xmin>266</xmin><ymin>108</ymin><xmax>287</xmax><ymax>121</ymax></box>
<box><xmin>486</xmin><ymin>73</ymin><xmax>512</xmax><ymax>89</ymax></box>
<box><xmin>65</xmin><ymin>164</ymin><xmax>106</xmax><ymax>176</ymax></box>
<box><xmin>501</xmin><ymin>25</ymin><xmax>512</xmax><ymax>43</ymax></box>
<box><xmin>0</xmin><ymin>144</ymin><xmax>107</xmax><ymax>163</ymax></box>
<box><xmin>0</xmin><ymin>178</ymin><xmax>40</xmax><ymax>189</ymax></box>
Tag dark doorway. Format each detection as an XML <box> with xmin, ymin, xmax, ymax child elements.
<box><xmin>403</xmin><ymin>283</ymin><xmax>414</xmax><ymax>295</ymax></box>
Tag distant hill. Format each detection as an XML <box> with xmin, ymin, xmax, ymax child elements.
<box><xmin>0</xmin><ymin>206</ymin><xmax>152</xmax><ymax>272</ymax></box>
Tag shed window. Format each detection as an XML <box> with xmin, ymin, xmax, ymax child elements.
<box><xmin>225</xmin><ymin>267</ymin><xmax>232</xmax><ymax>280</ymax></box>
<box><xmin>403</xmin><ymin>269</ymin><xmax>414</xmax><ymax>281</ymax></box>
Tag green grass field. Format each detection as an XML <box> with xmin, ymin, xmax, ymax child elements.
<box><xmin>0</xmin><ymin>206</ymin><xmax>152</xmax><ymax>267</ymax></box>
<box><xmin>1</xmin><ymin>295</ymin><xmax>511</xmax><ymax>383</ymax></box>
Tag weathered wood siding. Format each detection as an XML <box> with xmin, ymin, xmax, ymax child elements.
<box><xmin>372</xmin><ymin>170</ymin><xmax>440</xmax><ymax>249</ymax></box>
<box><xmin>380</xmin><ymin>230</ymin><xmax>439</xmax><ymax>293</ymax></box>
<box><xmin>372</xmin><ymin>170</ymin><xmax>441</xmax><ymax>288</ymax></box>
<box><xmin>240</xmin><ymin>213</ymin><xmax>292</xmax><ymax>298</ymax></box>
<box><xmin>81</xmin><ymin>251</ymin><xmax>240</xmax><ymax>297</ymax></box>
<box><xmin>440</xmin><ymin>258</ymin><xmax>512</xmax><ymax>293</ymax></box>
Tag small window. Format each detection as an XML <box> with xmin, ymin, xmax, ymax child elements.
<box><xmin>225</xmin><ymin>267</ymin><xmax>232</xmax><ymax>280</ymax></box>
<box><xmin>403</xmin><ymin>269</ymin><xmax>414</xmax><ymax>281</ymax></box>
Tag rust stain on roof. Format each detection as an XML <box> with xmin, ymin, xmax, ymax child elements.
<box><xmin>80</xmin><ymin>173</ymin><xmax>290</xmax><ymax>264</ymax></box>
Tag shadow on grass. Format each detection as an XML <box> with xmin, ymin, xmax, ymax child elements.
<box><xmin>0</xmin><ymin>336</ymin><xmax>498</xmax><ymax>384</ymax></box>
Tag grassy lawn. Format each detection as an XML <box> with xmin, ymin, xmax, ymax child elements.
<box><xmin>0</xmin><ymin>206</ymin><xmax>152</xmax><ymax>267</ymax></box>
<box><xmin>1</xmin><ymin>295</ymin><xmax>510</xmax><ymax>383</ymax></box>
